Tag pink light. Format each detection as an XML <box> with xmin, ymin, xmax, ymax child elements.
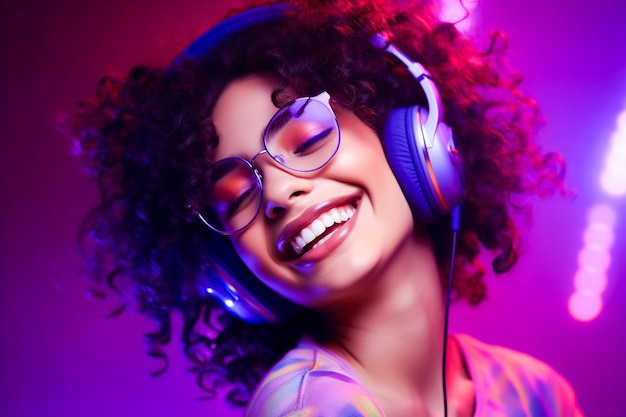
<box><xmin>587</xmin><ymin>204</ymin><xmax>617</xmax><ymax>227</ymax></box>
<box><xmin>605</xmin><ymin>145</ymin><xmax>626</xmax><ymax>175</ymax></box>
<box><xmin>601</xmin><ymin>169</ymin><xmax>626</xmax><ymax>195</ymax></box>
<box><xmin>577</xmin><ymin>245</ymin><xmax>611</xmax><ymax>271</ymax></box>
<box><xmin>568</xmin><ymin>204</ymin><xmax>617</xmax><ymax>321</ymax></box>
<box><xmin>439</xmin><ymin>0</ymin><xmax>477</xmax><ymax>32</ymax></box>
<box><xmin>574</xmin><ymin>268</ymin><xmax>608</xmax><ymax>294</ymax></box>
<box><xmin>568</xmin><ymin>291</ymin><xmax>603</xmax><ymax>322</ymax></box>
<box><xmin>583</xmin><ymin>223</ymin><xmax>615</xmax><ymax>248</ymax></box>
<box><xmin>568</xmin><ymin>100</ymin><xmax>625</xmax><ymax>321</ymax></box>
<box><xmin>600</xmin><ymin>110</ymin><xmax>626</xmax><ymax>195</ymax></box>
<box><xmin>608</xmin><ymin>130</ymin><xmax>626</xmax><ymax>156</ymax></box>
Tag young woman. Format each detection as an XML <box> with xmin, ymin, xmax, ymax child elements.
<box><xmin>68</xmin><ymin>0</ymin><xmax>583</xmax><ymax>415</ymax></box>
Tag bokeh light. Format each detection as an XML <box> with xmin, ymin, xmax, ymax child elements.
<box><xmin>587</xmin><ymin>204</ymin><xmax>617</xmax><ymax>227</ymax></box>
<box><xmin>439</xmin><ymin>0</ymin><xmax>478</xmax><ymax>32</ymax></box>
<box><xmin>568</xmin><ymin>291</ymin><xmax>603</xmax><ymax>322</ymax></box>
<box><xmin>577</xmin><ymin>245</ymin><xmax>611</xmax><ymax>271</ymax></box>
<box><xmin>600</xmin><ymin>110</ymin><xmax>626</xmax><ymax>195</ymax></box>
<box><xmin>583</xmin><ymin>223</ymin><xmax>615</xmax><ymax>247</ymax></box>
<box><xmin>601</xmin><ymin>170</ymin><xmax>626</xmax><ymax>195</ymax></box>
<box><xmin>569</xmin><ymin>205</ymin><xmax>617</xmax><ymax>321</ymax></box>
<box><xmin>574</xmin><ymin>269</ymin><xmax>608</xmax><ymax>294</ymax></box>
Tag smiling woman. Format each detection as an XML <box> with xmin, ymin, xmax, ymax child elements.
<box><xmin>212</xmin><ymin>74</ymin><xmax>415</xmax><ymax>309</ymax></box>
<box><xmin>65</xmin><ymin>0</ymin><xmax>583</xmax><ymax>415</ymax></box>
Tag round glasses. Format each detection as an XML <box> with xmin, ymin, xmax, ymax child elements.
<box><xmin>198</xmin><ymin>92</ymin><xmax>340</xmax><ymax>235</ymax></box>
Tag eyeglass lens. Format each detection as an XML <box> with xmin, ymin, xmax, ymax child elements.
<box><xmin>201</xmin><ymin>92</ymin><xmax>340</xmax><ymax>234</ymax></box>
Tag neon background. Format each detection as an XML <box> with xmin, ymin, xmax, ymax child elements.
<box><xmin>1</xmin><ymin>1</ymin><xmax>625</xmax><ymax>416</ymax></box>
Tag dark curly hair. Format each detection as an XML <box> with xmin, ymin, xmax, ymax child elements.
<box><xmin>65</xmin><ymin>0</ymin><xmax>565</xmax><ymax>407</ymax></box>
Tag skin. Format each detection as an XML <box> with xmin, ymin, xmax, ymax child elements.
<box><xmin>211</xmin><ymin>74</ymin><xmax>475</xmax><ymax>417</ymax></box>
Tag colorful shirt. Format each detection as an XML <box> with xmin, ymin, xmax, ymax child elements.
<box><xmin>245</xmin><ymin>334</ymin><xmax>584</xmax><ymax>417</ymax></box>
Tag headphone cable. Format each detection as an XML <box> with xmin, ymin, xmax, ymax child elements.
<box><xmin>442</xmin><ymin>205</ymin><xmax>461</xmax><ymax>417</ymax></box>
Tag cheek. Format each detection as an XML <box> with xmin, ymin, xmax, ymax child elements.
<box><xmin>230</xmin><ymin>227</ymin><xmax>296</xmax><ymax>294</ymax></box>
<box><xmin>334</xmin><ymin>111</ymin><xmax>393</xmax><ymax>181</ymax></box>
<box><xmin>335</xmin><ymin>118</ymin><xmax>413</xmax><ymax>220</ymax></box>
<box><xmin>330</xmin><ymin>124</ymin><xmax>415</xmax><ymax>266</ymax></box>
<box><xmin>231</xmin><ymin>228</ymin><xmax>273</xmax><ymax>277</ymax></box>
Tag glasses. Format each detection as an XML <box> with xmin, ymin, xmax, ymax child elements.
<box><xmin>198</xmin><ymin>92</ymin><xmax>340</xmax><ymax>235</ymax></box>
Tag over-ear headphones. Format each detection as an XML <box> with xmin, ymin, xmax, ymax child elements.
<box><xmin>178</xmin><ymin>4</ymin><xmax>465</xmax><ymax>323</ymax></box>
<box><xmin>371</xmin><ymin>34</ymin><xmax>465</xmax><ymax>222</ymax></box>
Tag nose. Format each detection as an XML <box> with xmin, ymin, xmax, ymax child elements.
<box><xmin>256</xmin><ymin>157</ymin><xmax>313</xmax><ymax>220</ymax></box>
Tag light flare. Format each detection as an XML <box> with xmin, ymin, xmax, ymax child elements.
<box><xmin>568</xmin><ymin>204</ymin><xmax>617</xmax><ymax>321</ymax></box>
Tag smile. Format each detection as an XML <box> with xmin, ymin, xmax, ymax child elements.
<box><xmin>291</xmin><ymin>205</ymin><xmax>356</xmax><ymax>255</ymax></box>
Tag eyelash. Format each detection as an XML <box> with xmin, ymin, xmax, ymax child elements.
<box><xmin>294</xmin><ymin>127</ymin><xmax>333</xmax><ymax>155</ymax></box>
<box><xmin>225</xmin><ymin>186</ymin><xmax>256</xmax><ymax>218</ymax></box>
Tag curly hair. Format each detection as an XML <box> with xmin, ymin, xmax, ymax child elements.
<box><xmin>65</xmin><ymin>0</ymin><xmax>565</xmax><ymax>407</ymax></box>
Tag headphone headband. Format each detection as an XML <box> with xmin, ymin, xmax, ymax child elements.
<box><xmin>172</xmin><ymin>4</ymin><xmax>291</xmax><ymax>65</ymax></box>
<box><xmin>370</xmin><ymin>33</ymin><xmax>441</xmax><ymax>147</ymax></box>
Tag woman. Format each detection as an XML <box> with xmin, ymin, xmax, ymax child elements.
<box><xmin>68</xmin><ymin>0</ymin><xmax>583</xmax><ymax>415</ymax></box>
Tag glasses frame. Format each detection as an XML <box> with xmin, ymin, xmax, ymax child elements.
<box><xmin>198</xmin><ymin>91</ymin><xmax>340</xmax><ymax>235</ymax></box>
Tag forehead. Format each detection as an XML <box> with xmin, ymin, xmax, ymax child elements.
<box><xmin>211</xmin><ymin>74</ymin><xmax>281</xmax><ymax>160</ymax></box>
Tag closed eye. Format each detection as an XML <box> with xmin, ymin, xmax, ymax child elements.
<box><xmin>294</xmin><ymin>127</ymin><xmax>334</xmax><ymax>155</ymax></box>
<box><xmin>225</xmin><ymin>185</ymin><xmax>257</xmax><ymax>218</ymax></box>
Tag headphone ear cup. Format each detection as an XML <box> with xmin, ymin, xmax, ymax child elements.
<box><xmin>383</xmin><ymin>105</ymin><xmax>440</xmax><ymax>223</ymax></box>
<box><xmin>202</xmin><ymin>233</ymin><xmax>301</xmax><ymax>323</ymax></box>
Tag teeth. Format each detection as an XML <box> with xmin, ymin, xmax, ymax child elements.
<box><xmin>312</xmin><ymin>232</ymin><xmax>333</xmax><ymax>250</ymax></box>
<box><xmin>295</xmin><ymin>235</ymin><xmax>307</xmax><ymax>250</ymax></box>
<box><xmin>301</xmin><ymin>228</ymin><xmax>316</xmax><ymax>243</ymax></box>
<box><xmin>290</xmin><ymin>204</ymin><xmax>356</xmax><ymax>254</ymax></box>
<box><xmin>311</xmin><ymin>219</ymin><xmax>325</xmax><ymax>235</ymax></box>
<box><xmin>321</xmin><ymin>214</ymin><xmax>334</xmax><ymax>228</ymax></box>
<box><xmin>329</xmin><ymin>208</ymin><xmax>342</xmax><ymax>223</ymax></box>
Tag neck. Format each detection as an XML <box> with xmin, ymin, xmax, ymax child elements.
<box><xmin>319</xmin><ymin>224</ymin><xmax>451</xmax><ymax>413</ymax></box>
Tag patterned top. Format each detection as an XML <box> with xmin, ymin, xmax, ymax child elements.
<box><xmin>245</xmin><ymin>334</ymin><xmax>584</xmax><ymax>417</ymax></box>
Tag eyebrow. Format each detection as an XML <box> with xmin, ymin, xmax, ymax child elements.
<box><xmin>263</xmin><ymin>97</ymin><xmax>313</xmax><ymax>140</ymax></box>
<box><xmin>212</xmin><ymin>129</ymin><xmax>264</xmax><ymax>163</ymax></box>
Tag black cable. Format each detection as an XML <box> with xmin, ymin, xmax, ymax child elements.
<box><xmin>442</xmin><ymin>205</ymin><xmax>461</xmax><ymax>417</ymax></box>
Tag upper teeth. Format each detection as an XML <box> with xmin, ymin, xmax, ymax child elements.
<box><xmin>291</xmin><ymin>205</ymin><xmax>356</xmax><ymax>254</ymax></box>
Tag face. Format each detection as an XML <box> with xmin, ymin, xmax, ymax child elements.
<box><xmin>210</xmin><ymin>74</ymin><xmax>415</xmax><ymax>309</ymax></box>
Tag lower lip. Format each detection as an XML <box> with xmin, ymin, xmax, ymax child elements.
<box><xmin>293</xmin><ymin>206</ymin><xmax>359</xmax><ymax>265</ymax></box>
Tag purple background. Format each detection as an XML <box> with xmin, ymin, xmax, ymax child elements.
<box><xmin>1</xmin><ymin>1</ymin><xmax>625</xmax><ymax>416</ymax></box>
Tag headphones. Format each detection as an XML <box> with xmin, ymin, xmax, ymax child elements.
<box><xmin>178</xmin><ymin>4</ymin><xmax>466</xmax><ymax>323</ymax></box>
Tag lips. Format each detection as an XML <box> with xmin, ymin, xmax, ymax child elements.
<box><xmin>277</xmin><ymin>195</ymin><xmax>360</xmax><ymax>261</ymax></box>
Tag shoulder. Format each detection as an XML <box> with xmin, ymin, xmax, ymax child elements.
<box><xmin>456</xmin><ymin>334</ymin><xmax>584</xmax><ymax>417</ymax></box>
<box><xmin>245</xmin><ymin>339</ymin><xmax>384</xmax><ymax>417</ymax></box>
